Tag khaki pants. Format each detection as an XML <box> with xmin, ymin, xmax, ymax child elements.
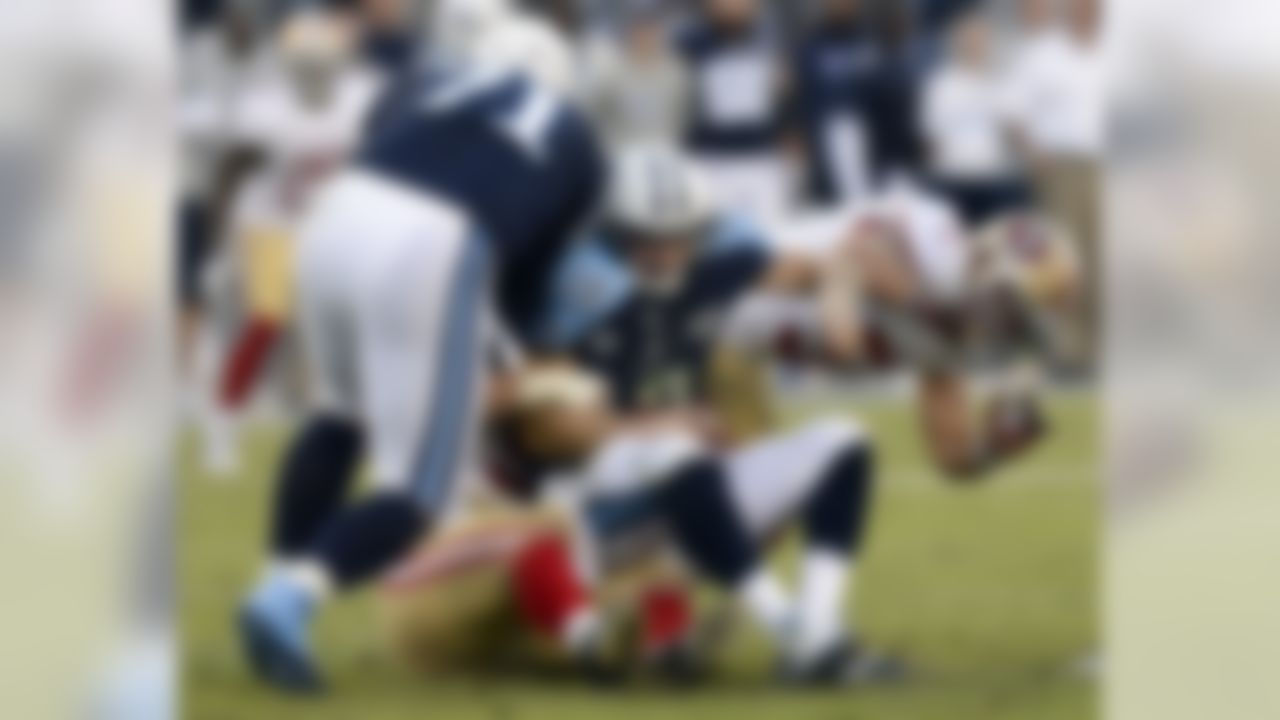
<box><xmin>1035</xmin><ymin>156</ymin><xmax>1101</xmax><ymax>352</ymax></box>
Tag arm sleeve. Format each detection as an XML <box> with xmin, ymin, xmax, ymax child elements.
<box><xmin>537</xmin><ymin>242</ymin><xmax>634</xmax><ymax>351</ymax></box>
<box><xmin>700</xmin><ymin>214</ymin><xmax>776</xmax><ymax>304</ymax></box>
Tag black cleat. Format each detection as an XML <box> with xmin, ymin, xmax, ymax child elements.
<box><xmin>781</xmin><ymin>639</ymin><xmax>909</xmax><ymax>688</ymax></box>
<box><xmin>649</xmin><ymin>643</ymin><xmax>708</xmax><ymax>688</ymax></box>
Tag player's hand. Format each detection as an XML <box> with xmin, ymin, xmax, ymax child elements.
<box><xmin>985</xmin><ymin>390</ymin><xmax>1048</xmax><ymax>459</ymax></box>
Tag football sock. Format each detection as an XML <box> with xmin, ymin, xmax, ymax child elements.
<box><xmin>735</xmin><ymin>569</ymin><xmax>796</xmax><ymax>645</ymax></box>
<box><xmin>271</xmin><ymin>417</ymin><xmax>364</xmax><ymax>558</ymax></box>
<box><xmin>278</xmin><ymin>558</ymin><xmax>337</xmax><ymax>606</ymax></box>
<box><xmin>640</xmin><ymin>583</ymin><xmax>694</xmax><ymax>656</ymax></box>
<box><xmin>219</xmin><ymin>316</ymin><xmax>280</xmax><ymax>411</ymax></box>
<box><xmin>311</xmin><ymin>493</ymin><xmax>426</xmax><ymax>589</ymax></box>
<box><xmin>794</xmin><ymin>443</ymin><xmax>876</xmax><ymax>663</ymax></box>
<box><xmin>511</xmin><ymin>532</ymin><xmax>598</xmax><ymax>653</ymax></box>
<box><xmin>794</xmin><ymin>549</ymin><xmax>852</xmax><ymax>664</ymax></box>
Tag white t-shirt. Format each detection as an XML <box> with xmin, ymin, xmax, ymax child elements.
<box><xmin>230</xmin><ymin>67</ymin><xmax>383</xmax><ymax>229</ymax></box>
<box><xmin>922</xmin><ymin>63</ymin><xmax>1019</xmax><ymax>180</ymax></box>
<box><xmin>1006</xmin><ymin>30</ymin><xmax>1104</xmax><ymax>158</ymax></box>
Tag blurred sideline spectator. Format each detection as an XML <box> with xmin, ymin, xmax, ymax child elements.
<box><xmin>793</xmin><ymin>0</ymin><xmax>876</xmax><ymax>206</ymax></box>
<box><xmin>1006</xmin><ymin>0</ymin><xmax>1101</xmax><ymax>322</ymax></box>
<box><xmin>680</xmin><ymin>0</ymin><xmax>796</xmax><ymax>225</ymax></box>
<box><xmin>583</xmin><ymin>1</ymin><xmax>690</xmax><ymax>146</ymax></box>
<box><xmin>857</xmin><ymin>0</ymin><xmax>933</xmax><ymax>185</ymax></box>
<box><xmin>921</xmin><ymin>9</ymin><xmax>1031</xmax><ymax>226</ymax></box>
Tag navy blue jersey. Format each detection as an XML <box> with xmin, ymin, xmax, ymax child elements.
<box><xmin>359</xmin><ymin>64</ymin><xmax>608</xmax><ymax>340</ymax></box>
<box><xmin>678</xmin><ymin>20</ymin><xmax>792</xmax><ymax>155</ymax></box>
<box><xmin>542</xmin><ymin>215</ymin><xmax>772</xmax><ymax>411</ymax></box>
<box><xmin>793</xmin><ymin>22</ymin><xmax>877</xmax><ymax>203</ymax></box>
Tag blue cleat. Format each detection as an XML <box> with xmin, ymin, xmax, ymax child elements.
<box><xmin>238</xmin><ymin>575</ymin><xmax>325</xmax><ymax>694</ymax></box>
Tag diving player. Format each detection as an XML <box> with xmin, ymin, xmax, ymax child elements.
<box><xmin>735</xmin><ymin>181</ymin><xmax>1085</xmax><ymax>480</ymax></box>
<box><xmin>237</xmin><ymin>0</ymin><xmax>607</xmax><ymax>694</ymax></box>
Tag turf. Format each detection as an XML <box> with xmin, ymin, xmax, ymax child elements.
<box><xmin>181</xmin><ymin>394</ymin><xmax>1098</xmax><ymax>719</ymax></box>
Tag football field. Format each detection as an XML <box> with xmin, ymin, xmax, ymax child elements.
<box><xmin>181</xmin><ymin>393</ymin><xmax>1099</xmax><ymax>719</ymax></box>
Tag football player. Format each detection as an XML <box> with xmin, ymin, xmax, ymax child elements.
<box><xmin>540</xmin><ymin>142</ymin><xmax>864</xmax><ymax>444</ymax></box>
<box><xmin>201</xmin><ymin>8</ymin><xmax>382</xmax><ymax>475</ymax></box>
<box><xmin>237</xmin><ymin>0</ymin><xmax>608</xmax><ymax>694</ymax></box>
<box><xmin>385</xmin><ymin>363</ymin><xmax>894</xmax><ymax>686</ymax></box>
<box><xmin>736</xmin><ymin>181</ymin><xmax>1085</xmax><ymax>480</ymax></box>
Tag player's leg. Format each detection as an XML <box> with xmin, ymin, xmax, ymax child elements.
<box><xmin>248</xmin><ymin>185</ymin><xmax>487</xmax><ymax>637</ymax></box>
<box><xmin>313</xmin><ymin>222</ymin><xmax>490</xmax><ymax>590</ymax></box>
<box><xmin>244</xmin><ymin>221</ymin><xmax>487</xmax><ymax>692</ymax></box>
<box><xmin>218</xmin><ymin>224</ymin><xmax>295</xmax><ymax>414</ymax></box>
<box><xmin>238</xmin><ymin>183</ymin><xmax>368</xmax><ymax>692</ymax></box>
<box><xmin>724</xmin><ymin>419</ymin><xmax>882</xmax><ymax>679</ymax></box>
<box><xmin>193</xmin><ymin>245</ymin><xmax>245</xmax><ymax>476</ymax></box>
<box><xmin>655</xmin><ymin>458</ymin><xmax>797</xmax><ymax>654</ymax></box>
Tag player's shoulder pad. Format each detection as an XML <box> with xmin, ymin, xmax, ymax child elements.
<box><xmin>704</xmin><ymin>212</ymin><xmax>769</xmax><ymax>258</ymax></box>
<box><xmin>539</xmin><ymin>237</ymin><xmax>635</xmax><ymax>349</ymax></box>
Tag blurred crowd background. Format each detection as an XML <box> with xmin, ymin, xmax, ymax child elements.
<box><xmin>179</xmin><ymin>0</ymin><xmax>1102</xmax><ymax>340</ymax></box>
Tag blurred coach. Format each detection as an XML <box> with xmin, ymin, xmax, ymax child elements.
<box><xmin>921</xmin><ymin>9</ymin><xmax>1031</xmax><ymax>227</ymax></box>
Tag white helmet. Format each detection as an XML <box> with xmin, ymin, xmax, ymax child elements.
<box><xmin>971</xmin><ymin>213</ymin><xmax>1085</xmax><ymax>362</ymax></box>
<box><xmin>607</xmin><ymin>143</ymin><xmax>717</xmax><ymax>237</ymax></box>
<box><xmin>513</xmin><ymin>364</ymin><xmax>608</xmax><ymax>416</ymax></box>
<box><xmin>972</xmin><ymin>214</ymin><xmax>1082</xmax><ymax>308</ymax></box>
<box><xmin>430</xmin><ymin>0</ymin><xmax>514</xmax><ymax>62</ymax></box>
<box><xmin>473</xmin><ymin>13</ymin><xmax>576</xmax><ymax>96</ymax></box>
<box><xmin>431</xmin><ymin>0</ymin><xmax>574</xmax><ymax>96</ymax></box>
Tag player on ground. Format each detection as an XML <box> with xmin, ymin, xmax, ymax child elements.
<box><xmin>386</xmin><ymin>363</ymin><xmax>893</xmax><ymax>686</ymax></box>
<box><xmin>237</xmin><ymin>0</ymin><xmax>606</xmax><ymax>694</ymax></box>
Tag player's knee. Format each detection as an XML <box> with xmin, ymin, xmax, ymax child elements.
<box><xmin>806</xmin><ymin>436</ymin><xmax>876</xmax><ymax>554</ymax></box>
<box><xmin>659</xmin><ymin>459</ymin><xmax>759</xmax><ymax>588</ymax></box>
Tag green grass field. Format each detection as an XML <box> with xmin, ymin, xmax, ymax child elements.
<box><xmin>182</xmin><ymin>394</ymin><xmax>1098</xmax><ymax>719</ymax></box>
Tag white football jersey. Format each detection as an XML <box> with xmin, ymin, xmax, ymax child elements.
<box><xmin>231</xmin><ymin>67</ymin><xmax>383</xmax><ymax>228</ymax></box>
<box><xmin>738</xmin><ymin>186</ymin><xmax>973</xmax><ymax>371</ymax></box>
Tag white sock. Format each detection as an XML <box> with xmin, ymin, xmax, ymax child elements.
<box><xmin>735</xmin><ymin>569</ymin><xmax>795</xmax><ymax>646</ymax></box>
<box><xmin>561</xmin><ymin>606</ymin><xmax>603</xmax><ymax>656</ymax></box>
<box><xmin>279</xmin><ymin>559</ymin><xmax>336</xmax><ymax>606</ymax></box>
<box><xmin>794</xmin><ymin>549</ymin><xmax>852</xmax><ymax>665</ymax></box>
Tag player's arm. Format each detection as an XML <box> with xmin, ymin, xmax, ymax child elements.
<box><xmin>918</xmin><ymin>367</ymin><xmax>1049</xmax><ymax>482</ymax></box>
<box><xmin>746</xmin><ymin>240</ymin><xmax>868</xmax><ymax>365</ymax></box>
